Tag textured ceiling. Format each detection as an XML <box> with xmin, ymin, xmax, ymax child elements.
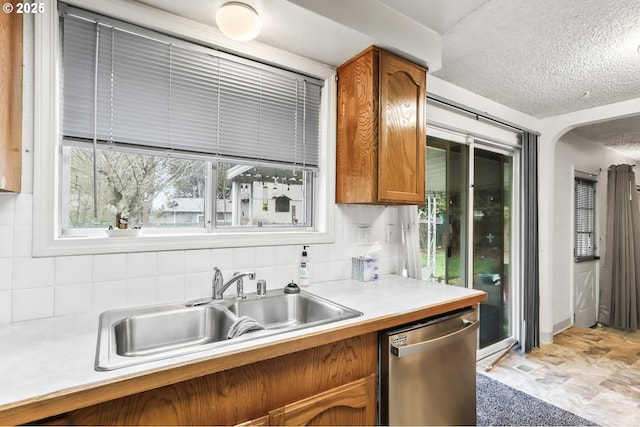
<box><xmin>432</xmin><ymin>0</ymin><xmax>640</xmax><ymax>119</ymax></box>
<box><xmin>567</xmin><ymin>116</ymin><xmax>640</xmax><ymax>159</ymax></box>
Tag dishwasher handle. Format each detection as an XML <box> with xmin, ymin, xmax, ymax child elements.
<box><xmin>390</xmin><ymin>318</ymin><xmax>479</xmax><ymax>358</ymax></box>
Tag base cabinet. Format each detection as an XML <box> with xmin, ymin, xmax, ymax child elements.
<box><xmin>236</xmin><ymin>415</ymin><xmax>270</xmax><ymax>426</ymax></box>
<box><xmin>35</xmin><ymin>334</ymin><xmax>378</xmax><ymax>426</ymax></box>
<box><xmin>269</xmin><ymin>375</ymin><xmax>376</xmax><ymax>426</ymax></box>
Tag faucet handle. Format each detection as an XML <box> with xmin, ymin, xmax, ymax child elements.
<box><xmin>212</xmin><ymin>267</ymin><xmax>225</xmax><ymax>299</ymax></box>
<box><xmin>233</xmin><ymin>271</ymin><xmax>252</xmax><ymax>300</ymax></box>
<box><xmin>233</xmin><ymin>271</ymin><xmax>256</xmax><ymax>280</ymax></box>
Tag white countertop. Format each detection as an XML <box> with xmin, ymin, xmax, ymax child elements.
<box><xmin>0</xmin><ymin>275</ymin><xmax>484</xmax><ymax>411</ymax></box>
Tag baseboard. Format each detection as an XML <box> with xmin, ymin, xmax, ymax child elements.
<box><xmin>553</xmin><ymin>318</ymin><xmax>572</xmax><ymax>335</ymax></box>
<box><xmin>540</xmin><ymin>331</ymin><xmax>553</xmax><ymax>344</ymax></box>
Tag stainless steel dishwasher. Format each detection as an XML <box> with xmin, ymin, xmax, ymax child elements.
<box><xmin>379</xmin><ymin>307</ymin><xmax>479</xmax><ymax>426</ymax></box>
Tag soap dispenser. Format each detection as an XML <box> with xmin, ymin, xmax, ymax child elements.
<box><xmin>299</xmin><ymin>245</ymin><xmax>310</xmax><ymax>287</ymax></box>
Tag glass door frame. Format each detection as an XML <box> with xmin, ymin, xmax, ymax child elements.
<box><xmin>426</xmin><ymin>126</ymin><xmax>522</xmax><ymax>358</ymax></box>
<box><xmin>470</xmin><ymin>137</ymin><xmax>521</xmax><ymax>359</ymax></box>
<box><xmin>425</xmin><ymin>129</ymin><xmax>469</xmax><ymax>286</ymax></box>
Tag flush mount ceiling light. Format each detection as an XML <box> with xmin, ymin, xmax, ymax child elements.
<box><xmin>215</xmin><ymin>2</ymin><xmax>262</xmax><ymax>42</ymax></box>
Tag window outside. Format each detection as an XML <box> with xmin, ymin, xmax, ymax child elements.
<box><xmin>59</xmin><ymin>5</ymin><xmax>321</xmax><ymax>236</ymax></box>
<box><xmin>215</xmin><ymin>163</ymin><xmax>311</xmax><ymax>228</ymax></box>
<box><xmin>575</xmin><ymin>178</ymin><xmax>596</xmax><ymax>261</ymax></box>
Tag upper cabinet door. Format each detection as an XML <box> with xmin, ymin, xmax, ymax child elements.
<box><xmin>336</xmin><ymin>46</ymin><xmax>426</xmax><ymax>205</ymax></box>
<box><xmin>0</xmin><ymin>8</ymin><xmax>22</xmax><ymax>193</ymax></box>
<box><xmin>377</xmin><ymin>50</ymin><xmax>426</xmax><ymax>204</ymax></box>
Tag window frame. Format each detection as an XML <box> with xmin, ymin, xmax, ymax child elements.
<box><xmin>574</xmin><ymin>174</ymin><xmax>597</xmax><ymax>262</ymax></box>
<box><xmin>33</xmin><ymin>0</ymin><xmax>336</xmax><ymax>256</ymax></box>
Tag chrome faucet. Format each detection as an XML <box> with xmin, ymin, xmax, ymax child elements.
<box><xmin>213</xmin><ymin>268</ymin><xmax>255</xmax><ymax>300</ymax></box>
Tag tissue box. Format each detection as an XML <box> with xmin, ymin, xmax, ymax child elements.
<box><xmin>352</xmin><ymin>257</ymin><xmax>379</xmax><ymax>282</ymax></box>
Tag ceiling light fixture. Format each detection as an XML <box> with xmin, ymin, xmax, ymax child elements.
<box><xmin>215</xmin><ymin>2</ymin><xmax>262</xmax><ymax>42</ymax></box>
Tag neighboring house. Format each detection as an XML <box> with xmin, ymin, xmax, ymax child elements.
<box><xmin>152</xmin><ymin>198</ymin><xmax>231</xmax><ymax>226</ymax></box>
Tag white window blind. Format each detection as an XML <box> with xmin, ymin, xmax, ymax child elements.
<box><xmin>575</xmin><ymin>177</ymin><xmax>596</xmax><ymax>261</ymax></box>
<box><xmin>60</xmin><ymin>4</ymin><xmax>323</xmax><ymax>168</ymax></box>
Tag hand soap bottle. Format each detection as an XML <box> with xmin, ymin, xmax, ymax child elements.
<box><xmin>299</xmin><ymin>245</ymin><xmax>310</xmax><ymax>287</ymax></box>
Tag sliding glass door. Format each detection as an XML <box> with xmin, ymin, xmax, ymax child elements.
<box><xmin>472</xmin><ymin>147</ymin><xmax>512</xmax><ymax>348</ymax></box>
<box><xmin>421</xmin><ymin>137</ymin><xmax>468</xmax><ymax>286</ymax></box>
<box><xmin>421</xmin><ymin>131</ymin><xmax>517</xmax><ymax>352</ymax></box>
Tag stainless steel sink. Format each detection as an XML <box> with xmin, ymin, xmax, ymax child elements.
<box><xmin>114</xmin><ymin>305</ymin><xmax>236</xmax><ymax>357</ymax></box>
<box><xmin>221</xmin><ymin>291</ymin><xmax>360</xmax><ymax>330</ymax></box>
<box><xmin>95</xmin><ymin>290</ymin><xmax>361</xmax><ymax>371</ymax></box>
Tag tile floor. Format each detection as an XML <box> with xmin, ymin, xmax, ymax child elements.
<box><xmin>478</xmin><ymin>327</ymin><xmax>640</xmax><ymax>426</ymax></box>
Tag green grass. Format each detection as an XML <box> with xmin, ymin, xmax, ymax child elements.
<box><xmin>421</xmin><ymin>249</ymin><xmax>498</xmax><ymax>285</ymax></box>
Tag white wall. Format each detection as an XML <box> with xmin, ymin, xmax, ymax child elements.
<box><xmin>551</xmin><ymin>133</ymin><xmax>640</xmax><ymax>333</ymax></box>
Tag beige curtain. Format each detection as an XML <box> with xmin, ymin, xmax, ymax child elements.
<box><xmin>599</xmin><ymin>164</ymin><xmax>640</xmax><ymax>330</ymax></box>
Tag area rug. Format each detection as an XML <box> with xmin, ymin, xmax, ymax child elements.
<box><xmin>477</xmin><ymin>373</ymin><xmax>598</xmax><ymax>426</ymax></box>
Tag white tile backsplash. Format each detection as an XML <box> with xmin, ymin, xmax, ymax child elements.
<box><xmin>313</xmin><ymin>261</ymin><xmax>331</xmax><ymax>283</ymax></box>
<box><xmin>13</xmin><ymin>194</ymin><xmax>33</xmax><ymax>226</ymax></box>
<box><xmin>184</xmin><ymin>272</ymin><xmax>209</xmax><ymax>299</ymax></box>
<box><xmin>0</xmin><ymin>195</ymin><xmax>15</xmax><ymax>225</ymax></box>
<box><xmin>54</xmin><ymin>283</ymin><xmax>92</xmax><ymax>316</ymax></box>
<box><xmin>0</xmin><ymin>226</ymin><xmax>13</xmax><ymax>258</ymax></box>
<box><xmin>12</xmin><ymin>224</ymin><xmax>32</xmax><ymax>257</ymax></box>
<box><xmin>254</xmin><ymin>246</ymin><xmax>278</xmax><ymax>268</ymax></box>
<box><xmin>233</xmin><ymin>247</ymin><xmax>256</xmax><ymax>270</ymax></box>
<box><xmin>0</xmin><ymin>290</ymin><xmax>11</xmax><ymax>323</ymax></box>
<box><xmin>275</xmin><ymin>245</ymin><xmax>295</xmax><ymax>264</ymax></box>
<box><xmin>92</xmin><ymin>280</ymin><xmax>126</xmax><ymax>313</ymax></box>
<box><xmin>357</xmin><ymin>205</ymin><xmax>374</xmax><ymax>225</ymax></box>
<box><xmin>340</xmin><ymin>204</ymin><xmax>359</xmax><ymax>224</ymax></box>
<box><xmin>54</xmin><ymin>255</ymin><xmax>92</xmax><ymax>286</ymax></box>
<box><xmin>126</xmin><ymin>252</ymin><xmax>157</xmax><ymax>279</ymax></box>
<box><xmin>93</xmin><ymin>254</ymin><xmax>126</xmax><ymax>282</ymax></box>
<box><xmin>184</xmin><ymin>249</ymin><xmax>210</xmax><ymax>272</ymax></box>
<box><xmin>253</xmin><ymin>266</ymin><xmax>277</xmax><ymax>289</ymax></box>
<box><xmin>310</xmin><ymin>243</ymin><xmax>327</xmax><ymax>263</ymax></box>
<box><xmin>0</xmin><ymin>258</ymin><xmax>12</xmax><ymax>290</ymax></box>
<box><xmin>12</xmin><ymin>287</ymin><xmax>54</xmax><ymax>321</ymax></box>
<box><xmin>157</xmin><ymin>274</ymin><xmax>186</xmax><ymax>302</ymax></box>
<box><xmin>157</xmin><ymin>251</ymin><xmax>185</xmax><ymax>276</ymax></box>
<box><xmin>126</xmin><ymin>277</ymin><xmax>157</xmax><ymax>306</ymax></box>
<box><xmin>211</xmin><ymin>247</ymin><xmax>235</xmax><ymax>269</ymax></box>
<box><xmin>276</xmin><ymin>264</ymin><xmax>297</xmax><ymax>285</ymax></box>
<box><xmin>12</xmin><ymin>257</ymin><xmax>54</xmax><ymax>289</ymax></box>
<box><xmin>0</xmin><ymin>201</ymin><xmax>401</xmax><ymax>323</ymax></box>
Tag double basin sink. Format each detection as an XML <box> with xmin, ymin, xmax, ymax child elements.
<box><xmin>95</xmin><ymin>289</ymin><xmax>362</xmax><ymax>371</ymax></box>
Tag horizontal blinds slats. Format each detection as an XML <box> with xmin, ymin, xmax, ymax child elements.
<box><xmin>110</xmin><ymin>28</ymin><xmax>171</xmax><ymax>147</ymax></box>
<box><xmin>575</xmin><ymin>178</ymin><xmax>596</xmax><ymax>258</ymax></box>
<box><xmin>169</xmin><ymin>44</ymin><xmax>219</xmax><ymax>154</ymax></box>
<box><xmin>61</xmin><ymin>7</ymin><xmax>322</xmax><ymax>167</ymax></box>
<box><xmin>62</xmin><ymin>17</ymin><xmax>96</xmax><ymax>140</ymax></box>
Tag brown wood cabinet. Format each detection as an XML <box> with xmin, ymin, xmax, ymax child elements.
<box><xmin>336</xmin><ymin>46</ymin><xmax>426</xmax><ymax>205</ymax></box>
<box><xmin>269</xmin><ymin>375</ymin><xmax>376</xmax><ymax>426</ymax></box>
<box><xmin>36</xmin><ymin>333</ymin><xmax>378</xmax><ymax>426</ymax></box>
<box><xmin>0</xmin><ymin>3</ymin><xmax>22</xmax><ymax>193</ymax></box>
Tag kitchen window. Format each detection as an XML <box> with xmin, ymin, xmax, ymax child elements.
<box><xmin>60</xmin><ymin>5</ymin><xmax>320</xmax><ymax>235</ymax></box>
<box><xmin>32</xmin><ymin>1</ymin><xmax>334</xmax><ymax>256</ymax></box>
